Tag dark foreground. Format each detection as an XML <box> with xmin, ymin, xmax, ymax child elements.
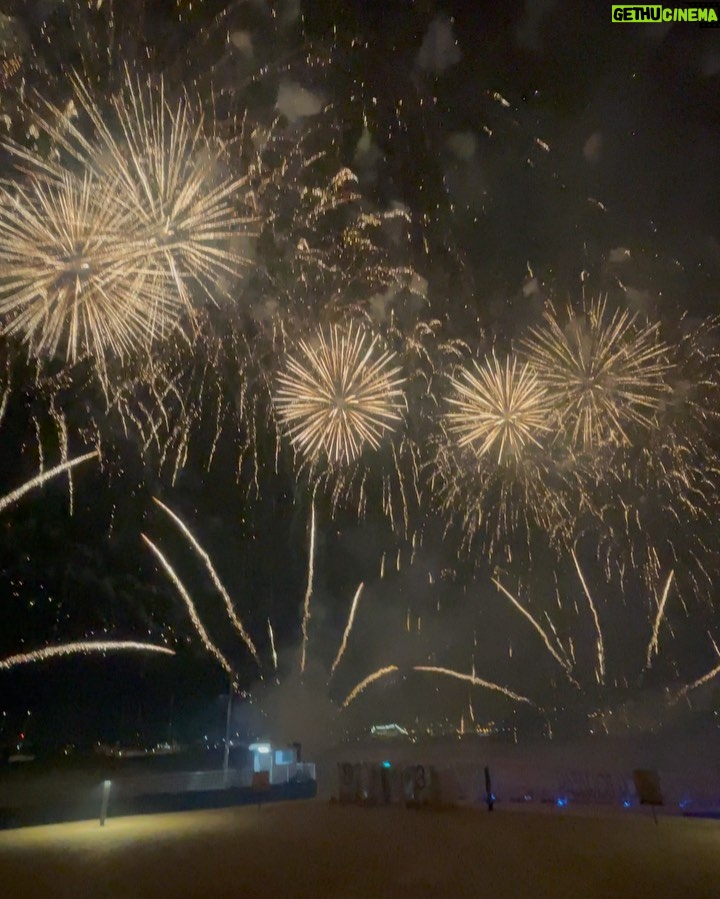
<box><xmin>0</xmin><ymin>800</ymin><xmax>719</xmax><ymax>898</ymax></box>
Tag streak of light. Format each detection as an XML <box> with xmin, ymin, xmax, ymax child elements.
<box><xmin>341</xmin><ymin>666</ymin><xmax>399</xmax><ymax>709</ymax></box>
<box><xmin>268</xmin><ymin>619</ymin><xmax>278</xmax><ymax>671</ymax></box>
<box><xmin>644</xmin><ymin>570</ymin><xmax>675</xmax><ymax>670</ymax></box>
<box><xmin>571</xmin><ymin>549</ymin><xmax>605</xmax><ymax>684</ymax></box>
<box><xmin>412</xmin><ymin>666</ymin><xmax>535</xmax><ymax>706</ymax></box>
<box><xmin>153</xmin><ymin>498</ymin><xmax>260</xmax><ymax>665</ymax></box>
<box><xmin>300</xmin><ymin>499</ymin><xmax>315</xmax><ymax>674</ymax></box>
<box><xmin>0</xmin><ymin>641</ymin><xmax>174</xmax><ymax>670</ymax></box>
<box><xmin>492</xmin><ymin>577</ymin><xmax>579</xmax><ymax>686</ymax></box>
<box><xmin>0</xmin><ymin>451</ymin><xmax>98</xmax><ymax>514</ymax></box>
<box><xmin>329</xmin><ymin>582</ymin><xmax>364</xmax><ymax>679</ymax></box>
<box><xmin>674</xmin><ymin>660</ymin><xmax>720</xmax><ymax>703</ymax></box>
<box><xmin>142</xmin><ymin>534</ymin><xmax>235</xmax><ymax>681</ymax></box>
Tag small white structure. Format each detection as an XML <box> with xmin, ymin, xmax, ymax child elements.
<box><xmin>247</xmin><ymin>742</ymin><xmax>315</xmax><ymax>785</ymax></box>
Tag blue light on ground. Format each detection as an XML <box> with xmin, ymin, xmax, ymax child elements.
<box><xmin>381</xmin><ymin>761</ymin><xmax>391</xmax><ymax>768</ymax></box>
<box><xmin>556</xmin><ymin>797</ymin><xmax>568</xmax><ymax>808</ymax></box>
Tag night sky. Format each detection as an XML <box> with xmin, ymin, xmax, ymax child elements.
<box><xmin>1</xmin><ymin>0</ymin><xmax>719</xmax><ymax>751</ymax></box>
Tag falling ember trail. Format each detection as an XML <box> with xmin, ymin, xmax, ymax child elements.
<box><xmin>268</xmin><ymin>619</ymin><xmax>278</xmax><ymax>671</ymax></box>
<box><xmin>142</xmin><ymin>534</ymin><xmax>236</xmax><ymax>681</ymax></box>
<box><xmin>329</xmin><ymin>582</ymin><xmax>364</xmax><ymax>679</ymax></box>
<box><xmin>300</xmin><ymin>500</ymin><xmax>316</xmax><ymax>674</ymax></box>
<box><xmin>674</xmin><ymin>659</ymin><xmax>720</xmax><ymax>703</ymax></box>
<box><xmin>341</xmin><ymin>666</ymin><xmax>398</xmax><ymax>709</ymax></box>
<box><xmin>492</xmin><ymin>577</ymin><xmax>579</xmax><ymax>687</ymax></box>
<box><xmin>153</xmin><ymin>498</ymin><xmax>260</xmax><ymax>665</ymax></box>
<box><xmin>0</xmin><ymin>451</ymin><xmax>99</xmax><ymax>514</ymax></box>
<box><xmin>0</xmin><ymin>641</ymin><xmax>174</xmax><ymax>670</ymax></box>
<box><xmin>0</xmin><ymin>363</ymin><xmax>9</xmax><ymax>428</ymax></box>
<box><xmin>645</xmin><ymin>570</ymin><xmax>675</xmax><ymax>670</ymax></box>
<box><xmin>412</xmin><ymin>666</ymin><xmax>535</xmax><ymax>706</ymax></box>
<box><xmin>571</xmin><ymin>549</ymin><xmax>605</xmax><ymax>684</ymax></box>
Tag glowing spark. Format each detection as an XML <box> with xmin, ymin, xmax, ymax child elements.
<box><xmin>329</xmin><ymin>582</ymin><xmax>364</xmax><ymax>679</ymax></box>
<box><xmin>142</xmin><ymin>534</ymin><xmax>235</xmax><ymax>681</ymax></box>
<box><xmin>644</xmin><ymin>570</ymin><xmax>675</xmax><ymax>670</ymax></box>
<box><xmin>0</xmin><ymin>641</ymin><xmax>174</xmax><ymax>670</ymax></box>
<box><xmin>0</xmin><ymin>360</ymin><xmax>9</xmax><ymax>428</ymax></box>
<box><xmin>492</xmin><ymin>577</ymin><xmax>578</xmax><ymax>686</ymax></box>
<box><xmin>268</xmin><ymin>619</ymin><xmax>278</xmax><ymax>671</ymax></box>
<box><xmin>412</xmin><ymin>666</ymin><xmax>535</xmax><ymax>706</ymax></box>
<box><xmin>341</xmin><ymin>665</ymin><xmax>398</xmax><ymax>709</ymax></box>
<box><xmin>274</xmin><ymin>323</ymin><xmax>406</xmax><ymax>466</ymax></box>
<box><xmin>445</xmin><ymin>354</ymin><xmax>549</xmax><ymax>462</ymax></box>
<box><xmin>571</xmin><ymin>549</ymin><xmax>605</xmax><ymax>684</ymax></box>
<box><xmin>153</xmin><ymin>498</ymin><xmax>260</xmax><ymax>665</ymax></box>
<box><xmin>675</xmin><ymin>660</ymin><xmax>720</xmax><ymax>703</ymax></box>
<box><xmin>522</xmin><ymin>297</ymin><xmax>670</xmax><ymax>450</ymax></box>
<box><xmin>0</xmin><ymin>451</ymin><xmax>98</xmax><ymax>515</ymax></box>
<box><xmin>300</xmin><ymin>500</ymin><xmax>316</xmax><ymax>675</ymax></box>
<box><xmin>51</xmin><ymin>403</ymin><xmax>74</xmax><ymax>515</ymax></box>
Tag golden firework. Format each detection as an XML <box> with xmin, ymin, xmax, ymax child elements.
<box><xmin>274</xmin><ymin>323</ymin><xmax>406</xmax><ymax>466</ymax></box>
<box><xmin>521</xmin><ymin>297</ymin><xmax>670</xmax><ymax>451</ymax></box>
<box><xmin>1</xmin><ymin>69</ymin><xmax>253</xmax><ymax>364</ymax></box>
<box><xmin>445</xmin><ymin>353</ymin><xmax>550</xmax><ymax>463</ymax></box>
<box><xmin>0</xmin><ymin>171</ymin><xmax>173</xmax><ymax>362</ymax></box>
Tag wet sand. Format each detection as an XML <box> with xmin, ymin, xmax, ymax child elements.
<box><xmin>0</xmin><ymin>800</ymin><xmax>718</xmax><ymax>898</ymax></box>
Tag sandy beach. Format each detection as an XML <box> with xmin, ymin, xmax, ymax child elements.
<box><xmin>0</xmin><ymin>799</ymin><xmax>718</xmax><ymax>898</ymax></box>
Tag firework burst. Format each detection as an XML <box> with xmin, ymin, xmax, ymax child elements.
<box><xmin>274</xmin><ymin>322</ymin><xmax>407</xmax><ymax>468</ymax></box>
<box><xmin>444</xmin><ymin>354</ymin><xmax>550</xmax><ymax>463</ymax></box>
<box><xmin>68</xmin><ymin>70</ymin><xmax>254</xmax><ymax>310</ymax></box>
<box><xmin>521</xmin><ymin>296</ymin><xmax>670</xmax><ymax>451</ymax></box>
<box><xmin>583</xmin><ymin>316</ymin><xmax>720</xmax><ymax>602</ymax></box>
<box><xmin>1</xmin><ymin>68</ymin><xmax>253</xmax><ymax>365</ymax></box>
<box><xmin>0</xmin><ymin>172</ymin><xmax>170</xmax><ymax>363</ymax></box>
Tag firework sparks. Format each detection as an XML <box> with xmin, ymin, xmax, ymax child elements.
<box><xmin>268</xmin><ymin>619</ymin><xmax>278</xmax><ymax>671</ymax></box>
<box><xmin>645</xmin><ymin>570</ymin><xmax>675</xmax><ymax>670</ymax></box>
<box><xmin>445</xmin><ymin>354</ymin><xmax>550</xmax><ymax>463</ymax></box>
<box><xmin>521</xmin><ymin>297</ymin><xmax>670</xmax><ymax>451</ymax></box>
<box><xmin>50</xmin><ymin>402</ymin><xmax>74</xmax><ymax>514</ymax></box>
<box><xmin>674</xmin><ymin>658</ymin><xmax>720</xmax><ymax>703</ymax></box>
<box><xmin>491</xmin><ymin>577</ymin><xmax>578</xmax><ymax>686</ymax></box>
<box><xmin>0</xmin><ymin>451</ymin><xmax>98</xmax><ymax>515</ymax></box>
<box><xmin>412</xmin><ymin>666</ymin><xmax>535</xmax><ymax>706</ymax></box>
<box><xmin>153</xmin><ymin>498</ymin><xmax>260</xmax><ymax>665</ymax></box>
<box><xmin>2</xmin><ymin>69</ymin><xmax>253</xmax><ymax>364</ymax></box>
<box><xmin>142</xmin><ymin>534</ymin><xmax>236</xmax><ymax>682</ymax></box>
<box><xmin>571</xmin><ymin>549</ymin><xmax>606</xmax><ymax>684</ymax></box>
<box><xmin>341</xmin><ymin>665</ymin><xmax>399</xmax><ymax>709</ymax></box>
<box><xmin>72</xmin><ymin>70</ymin><xmax>253</xmax><ymax>311</ymax></box>
<box><xmin>0</xmin><ymin>641</ymin><xmax>174</xmax><ymax>671</ymax></box>
<box><xmin>0</xmin><ymin>172</ymin><xmax>168</xmax><ymax>363</ymax></box>
<box><xmin>274</xmin><ymin>323</ymin><xmax>406</xmax><ymax>467</ymax></box>
<box><xmin>0</xmin><ymin>359</ymin><xmax>10</xmax><ymax>428</ymax></box>
<box><xmin>300</xmin><ymin>499</ymin><xmax>316</xmax><ymax>675</ymax></box>
<box><xmin>329</xmin><ymin>582</ymin><xmax>364</xmax><ymax>680</ymax></box>
<box><xmin>432</xmin><ymin>431</ymin><xmax>582</xmax><ymax>563</ymax></box>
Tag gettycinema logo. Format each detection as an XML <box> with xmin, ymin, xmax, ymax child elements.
<box><xmin>612</xmin><ymin>5</ymin><xmax>719</xmax><ymax>23</ymax></box>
